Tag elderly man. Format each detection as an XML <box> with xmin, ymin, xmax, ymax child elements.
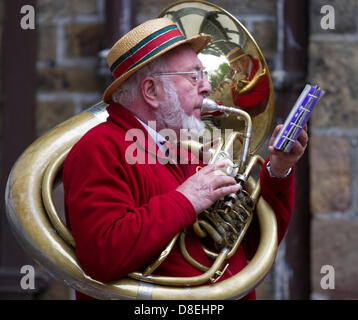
<box><xmin>63</xmin><ymin>18</ymin><xmax>308</xmax><ymax>300</ymax></box>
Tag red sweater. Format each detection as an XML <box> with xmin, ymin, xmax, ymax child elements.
<box><xmin>63</xmin><ymin>103</ymin><xmax>295</xmax><ymax>300</ymax></box>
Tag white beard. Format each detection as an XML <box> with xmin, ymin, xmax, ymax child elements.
<box><xmin>157</xmin><ymin>80</ymin><xmax>205</xmax><ymax>138</ymax></box>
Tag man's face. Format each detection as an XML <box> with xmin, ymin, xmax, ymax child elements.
<box><xmin>157</xmin><ymin>79</ymin><xmax>205</xmax><ymax>137</ymax></box>
<box><xmin>157</xmin><ymin>45</ymin><xmax>212</xmax><ymax>121</ymax></box>
<box><xmin>231</xmin><ymin>55</ymin><xmax>250</xmax><ymax>75</ymax></box>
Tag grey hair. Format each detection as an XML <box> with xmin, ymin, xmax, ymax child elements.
<box><xmin>111</xmin><ymin>58</ymin><xmax>168</xmax><ymax>107</ymax></box>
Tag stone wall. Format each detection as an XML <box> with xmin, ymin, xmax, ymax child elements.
<box><xmin>35</xmin><ymin>0</ymin><xmax>106</xmax><ymax>137</ymax></box>
<box><xmin>309</xmin><ymin>0</ymin><xmax>358</xmax><ymax>299</ymax></box>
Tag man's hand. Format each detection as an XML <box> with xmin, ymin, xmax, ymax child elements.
<box><xmin>176</xmin><ymin>160</ymin><xmax>240</xmax><ymax>214</ymax></box>
<box><xmin>267</xmin><ymin>124</ymin><xmax>308</xmax><ymax>177</ymax></box>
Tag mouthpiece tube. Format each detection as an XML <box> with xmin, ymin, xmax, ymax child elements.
<box><xmin>201</xmin><ymin>98</ymin><xmax>223</xmax><ymax>113</ymax></box>
<box><xmin>200</xmin><ymin>97</ymin><xmax>253</xmax><ymax>173</ymax></box>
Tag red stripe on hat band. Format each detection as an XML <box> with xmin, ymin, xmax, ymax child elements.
<box><xmin>112</xmin><ymin>28</ymin><xmax>183</xmax><ymax>79</ymax></box>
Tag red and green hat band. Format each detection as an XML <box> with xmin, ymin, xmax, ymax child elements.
<box><xmin>110</xmin><ymin>25</ymin><xmax>185</xmax><ymax>79</ymax></box>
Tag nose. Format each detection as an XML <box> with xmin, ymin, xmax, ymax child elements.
<box><xmin>198</xmin><ymin>77</ymin><xmax>212</xmax><ymax>96</ymax></box>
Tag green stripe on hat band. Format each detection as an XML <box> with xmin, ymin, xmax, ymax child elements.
<box><xmin>110</xmin><ymin>25</ymin><xmax>178</xmax><ymax>72</ymax></box>
<box><xmin>128</xmin><ymin>35</ymin><xmax>185</xmax><ymax>71</ymax></box>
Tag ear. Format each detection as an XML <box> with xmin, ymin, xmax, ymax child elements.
<box><xmin>141</xmin><ymin>77</ymin><xmax>160</xmax><ymax>109</ymax></box>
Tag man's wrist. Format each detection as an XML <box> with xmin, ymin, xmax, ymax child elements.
<box><xmin>266</xmin><ymin>160</ymin><xmax>292</xmax><ymax>178</ymax></box>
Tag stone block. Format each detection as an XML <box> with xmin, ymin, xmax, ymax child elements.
<box><xmin>253</xmin><ymin>21</ymin><xmax>277</xmax><ymax>60</ymax></box>
<box><xmin>37</xmin><ymin>67</ymin><xmax>102</xmax><ymax>92</ymax></box>
<box><xmin>65</xmin><ymin>23</ymin><xmax>105</xmax><ymax>58</ymax></box>
<box><xmin>308</xmin><ymin>42</ymin><xmax>358</xmax><ymax>128</ymax></box>
<box><xmin>206</xmin><ymin>0</ymin><xmax>276</xmax><ymax>15</ymax></box>
<box><xmin>37</xmin><ymin>0</ymin><xmax>99</xmax><ymax>22</ymax></box>
<box><xmin>310</xmin><ymin>135</ymin><xmax>351</xmax><ymax>214</ymax></box>
<box><xmin>311</xmin><ymin>218</ymin><xmax>358</xmax><ymax>299</ymax></box>
<box><xmin>135</xmin><ymin>0</ymin><xmax>276</xmax><ymax>25</ymax></box>
<box><xmin>310</xmin><ymin>0</ymin><xmax>357</xmax><ymax>34</ymax></box>
<box><xmin>38</xmin><ymin>24</ymin><xmax>57</xmax><ymax>62</ymax></box>
<box><xmin>135</xmin><ymin>0</ymin><xmax>170</xmax><ymax>23</ymax></box>
<box><xmin>36</xmin><ymin>100</ymin><xmax>75</xmax><ymax>136</ymax></box>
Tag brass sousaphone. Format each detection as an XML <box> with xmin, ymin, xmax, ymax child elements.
<box><xmin>5</xmin><ymin>1</ymin><xmax>276</xmax><ymax>299</ymax></box>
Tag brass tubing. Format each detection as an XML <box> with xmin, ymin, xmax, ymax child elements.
<box><xmin>42</xmin><ymin>147</ymin><xmax>75</xmax><ymax>247</ymax></box>
<box><xmin>198</xmin><ymin>220</ymin><xmax>224</xmax><ymax>245</ymax></box>
<box><xmin>207</xmin><ymin>137</ymin><xmax>224</xmax><ymax>165</ymax></box>
<box><xmin>242</xmin><ymin>155</ymin><xmax>262</xmax><ymax>179</ymax></box>
<box><xmin>202</xmin><ymin>243</ymin><xmax>219</xmax><ymax>260</ymax></box>
<box><xmin>243</xmin><ymin>155</ymin><xmax>265</xmax><ymax>204</ymax></box>
<box><xmin>128</xmin><ymin>248</ymin><xmax>229</xmax><ymax>286</ymax></box>
<box><xmin>179</xmin><ymin>231</ymin><xmax>209</xmax><ymax>272</ymax></box>
<box><xmin>142</xmin><ymin>233</ymin><xmax>180</xmax><ymax>276</ymax></box>
<box><xmin>217</xmin><ymin>105</ymin><xmax>252</xmax><ymax>172</ymax></box>
<box><xmin>192</xmin><ymin>220</ymin><xmax>208</xmax><ymax>238</ymax></box>
<box><xmin>226</xmin><ymin>208</ymin><xmax>253</xmax><ymax>259</ymax></box>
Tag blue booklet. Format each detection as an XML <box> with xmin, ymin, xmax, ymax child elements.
<box><xmin>273</xmin><ymin>84</ymin><xmax>325</xmax><ymax>152</ymax></box>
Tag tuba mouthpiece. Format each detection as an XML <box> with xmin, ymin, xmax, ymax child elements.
<box><xmin>201</xmin><ymin>98</ymin><xmax>223</xmax><ymax>113</ymax></box>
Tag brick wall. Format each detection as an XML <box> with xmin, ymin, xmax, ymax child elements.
<box><xmin>35</xmin><ymin>0</ymin><xmax>106</xmax><ymax>137</ymax></box>
<box><xmin>309</xmin><ymin>0</ymin><xmax>358</xmax><ymax>299</ymax></box>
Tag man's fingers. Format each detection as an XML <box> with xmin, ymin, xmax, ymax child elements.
<box><xmin>214</xmin><ymin>184</ymin><xmax>240</xmax><ymax>198</ymax></box>
<box><xmin>297</xmin><ymin>129</ymin><xmax>308</xmax><ymax>147</ymax></box>
<box><xmin>212</xmin><ymin>169</ymin><xmax>227</xmax><ymax>176</ymax></box>
<box><xmin>212</xmin><ymin>159</ymin><xmax>230</xmax><ymax>169</ymax></box>
<box><xmin>273</xmin><ymin>124</ymin><xmax>283</xmax><ymax>137</ymax></box>
<box><xmin>198</xmin><ymin>159</ymin><xmax>228</xmax><ymax>173</ymax></box>
<box><xmin>211</xmin><ymin>175</ymin><xmax>237</xmax><ymax>189</ymax></box>
<box><xmin>269</xmin><ymin>124</ymin><xmax>283</xmax><ymax>146</ymax></box>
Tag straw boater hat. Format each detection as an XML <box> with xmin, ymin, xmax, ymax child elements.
<box><xmin>103</xmin><ymin>18</ymin><xmax>211</xmax><ymax>103</ymax></box>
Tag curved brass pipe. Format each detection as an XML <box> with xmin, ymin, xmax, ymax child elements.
<box><xmin>42</xmin><ymin>147</ymin><xmax>75</xmax><ymax>247</ymax></box>
<box><xmin>129</xmin><ymin>248</ymin><xmax>229</xmax><ymax>287</ymax></box>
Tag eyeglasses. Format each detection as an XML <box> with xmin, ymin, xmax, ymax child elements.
<box><xmin>151</xmin><ymin>69</ymin><xmax>208</xmax><ymax>85</ymax></box>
